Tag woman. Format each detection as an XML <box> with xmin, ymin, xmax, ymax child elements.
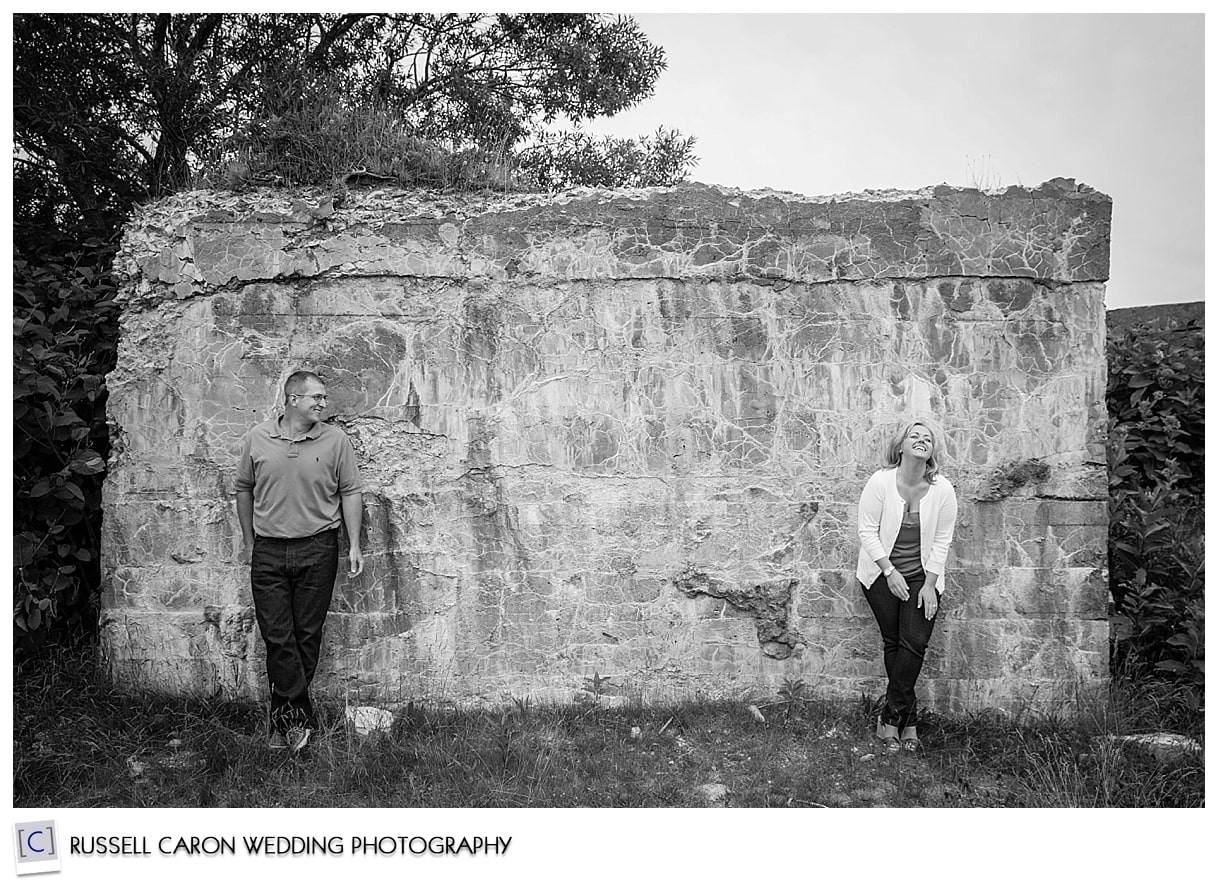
<box><xmin>857</xmin><ymin>418</ymin><xmax>958</xmax><ymax>752</ymax></box>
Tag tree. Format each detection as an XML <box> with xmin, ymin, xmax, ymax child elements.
<box><xmin>15</xmin><ymin>13</ymin><xmax>697</xmax><ymax>234</ymax></box>
<box><xmin>14</xmin><ymin>15</ymin><xmax>147</xmax><ymax>237</ymax></box>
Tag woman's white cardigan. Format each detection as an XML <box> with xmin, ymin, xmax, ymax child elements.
<box><xmin>856</xmin><ymin>468</ymin><xmax>959</xmax><ymax>593</ymax></box>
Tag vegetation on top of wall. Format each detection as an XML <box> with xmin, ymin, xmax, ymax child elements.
<box><xmin>204</xmin><ymin>84</ymin><xmax>697</xmax><ymax>193</ymax></box>
<box><xmin>514</xmin><ymin>127</ymin><xmax>697</xmax><ymax>191</ymax></box>
<box><xmin>1107</xmin><ymin>319</ymin><xmax>1204</xmax><ymax>710</ymax></box>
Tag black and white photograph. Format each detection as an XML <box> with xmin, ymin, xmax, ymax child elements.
<box><xmin>9</xmin><ymin>9</ymin><xmax>1205</xmax><ymax>877</ymax></box>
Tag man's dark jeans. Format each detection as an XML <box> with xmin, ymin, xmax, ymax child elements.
<box><xmin>250</xmin><ymin>529</ymin><xmax>340</xmax><ymax>733</ymax></box>
<box><xmin>862</xmin><ymin>572</ymin><xmax>938</xmax><ymax>730</ymax></box>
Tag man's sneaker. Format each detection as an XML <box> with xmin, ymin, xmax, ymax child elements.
<box><xmin>268</xmin><ymin>730</ymin><xmax>288</xmax><ymax>750</ymax></box>
<box><xmin>285</xmin><ymin>726</ymin><xmax>311</xmax><ymax>754</ymax></box>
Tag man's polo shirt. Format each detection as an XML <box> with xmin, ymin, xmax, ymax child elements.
<box><xmin>235</xmin><ymin>417</ymin><xmax>363</xmax><ymax>539</ymax></box>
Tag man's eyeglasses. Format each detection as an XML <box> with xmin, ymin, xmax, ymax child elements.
<box><xmin>292</xmin><ymin>393</ymin><xmax>328</xmax><ymax>403</ymax></box>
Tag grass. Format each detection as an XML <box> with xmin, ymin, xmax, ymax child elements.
<box><xmin>200</xmin><ymin>94</ymin><xmax>521</xmax><ymax>193</ymax></box>
<box><xmin>14</xmin><ymin>645</ymin><xmax>1203</xmax><ymax>808</ymax></box>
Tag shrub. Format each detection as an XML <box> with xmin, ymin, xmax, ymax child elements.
<box><xmin>1106</xmin><ymin>320</ymin><xmax>1203</xmax><ymax>489</ymax></box>
<box><xmin>209</xmin><ymin>94</ymin><xmax>516</xmax><ymax>191</ymax></box>
<box><xmin>515</xmin><ymin>126</ymin><xmax>697</xmax><ymax>190</ymax></box>
<box><xmin>1106</xmin><ymin>320</ymin><xmax>1204</xmax><ymax>706</ymax></box>
<box><xmin>13</xmin><ymin>235</ymin><xmax>119</xmax><ymax>651</ymax></box>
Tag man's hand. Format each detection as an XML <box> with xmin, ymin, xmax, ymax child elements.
<box><xmin>341</xmin><ymin>491</ymin><xmax>364</xmax><ymax>578</ymax></box>
<box><xmin>886</xmin><ymin>569</ymin><xmax>910</xmax><ymax>601</ymax></box>
<box><xmin>238</xmin><ymin>540</ymin><xmax>253</xmax><ymax>566</ymax></box>
<box><xmin>917</xmin><ymin>582</ymin><xmax>939</xmax><ymax>620</ymax></box>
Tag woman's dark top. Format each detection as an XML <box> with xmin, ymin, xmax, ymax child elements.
<box><xmin>889</xmin><ymin>510</ymin><xmax>925</xmax><ymax>580</ymax></box>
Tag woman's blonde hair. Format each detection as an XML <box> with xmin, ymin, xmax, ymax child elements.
<box><xmin>881</xmin><ymin>418</ymin><xmax>944</xmax><ymax>483</ymax></box>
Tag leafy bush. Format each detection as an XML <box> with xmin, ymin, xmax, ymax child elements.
<box><xmin>1106</xmin><ymin>320</ymin><xmax>1203</xmax><ymax>488</ymax></box>
<box><xmin>13</xmin><ymin>235</ymin><xmax>119</xmax><ymax>651</ymax></box>
<box><xmin>1107</xmin><ymin>320</ymin><xmax>1204</xmax><ymax>706</ymax></box>
<box><xmin>515</xmin><ymin>126</ymin><xmax>697</xmax><ymax>190</ymax></box>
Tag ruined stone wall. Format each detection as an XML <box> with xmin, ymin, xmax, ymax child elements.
<box><xmin>102</xmin><ymin>180</ymin><xmax>1111</xmax><ymax>712</ymax></box>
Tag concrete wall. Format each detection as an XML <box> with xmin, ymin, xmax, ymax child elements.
<box><xmin>102</xmin><ymin>179</ymin><xmax>1111</xmax><ymax>712</ymax></box>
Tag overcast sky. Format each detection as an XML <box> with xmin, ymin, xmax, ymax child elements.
<box><xmin>579</xmin><ymin>13</ymin><xmax>1203</xmax><ymax>311</ymax></box>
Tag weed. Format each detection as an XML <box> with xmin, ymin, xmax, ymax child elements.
<box><xmin>775</xmin><ymin>677</ymin><xmax>809</xmax><ymax>725</ymax></box>
<box><xmin>583</xmin><ymin>671</ymin><xmax>611</xmax><ymax>699</ymax></box>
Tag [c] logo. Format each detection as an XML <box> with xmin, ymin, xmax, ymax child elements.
<box><xmin>12</xmin><ymin>820</ymin><xmax>61</xmax><ymax>876</ymax></box>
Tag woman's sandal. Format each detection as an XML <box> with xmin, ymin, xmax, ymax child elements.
<box><xmin>900</xmin><ymin>726</ymin><xmax>920</xmax><ymax>752</ymax></box>
<box><xmin>876</xmin><ymin>720</ymin><xmax>901</xmax><ymax>753</ymax></box>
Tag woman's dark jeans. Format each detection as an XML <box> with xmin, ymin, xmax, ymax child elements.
<box><xmin>862</xmin><ymin>573</ymin><xmax>938</xmax><ymax>730</ymax></box>
<box><xmin>250</xmin><ymin>529</ymin><xmax>340</xmax><ymax>732</ymax></box>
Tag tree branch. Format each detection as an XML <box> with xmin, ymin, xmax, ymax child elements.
<box><xmin>209</xmin><ymin>53</ymin><xmax>265</xmax><ymax>108</ymax></box>
<box><xmin>307</xmin><ymin>13</ymin><xmax>372</xmax><ymax>67</ymax></box>
<box><xmin>13</xmin><ymin>154</ymin><xmax>59</xmax><ymax>175</ymax></box>
<box><xmin>182</xmin><ymin>13</ymin><xmax>223</xmax><ymax>66</ymax></box>
<box><xmin>151</xmin><ymin>13</ymin><xmax>170</xmax><ymax>61</ymax></box>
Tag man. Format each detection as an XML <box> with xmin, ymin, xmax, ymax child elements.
<box><xmin>236</xmin><ymin>370</ymin><xmax>364</xmax><ymax>753</ymax></box>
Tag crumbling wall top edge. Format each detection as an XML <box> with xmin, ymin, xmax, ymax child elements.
<box><xmin>125</xmin><ymin>176</ymin><xmax>1110</xmax><ymax>224</ymax></box>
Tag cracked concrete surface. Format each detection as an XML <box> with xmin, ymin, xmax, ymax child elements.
<box><xmin>101</xmin><ymin>181</ymin><xmax>1110</xmax><ymax>712</ymax></box>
